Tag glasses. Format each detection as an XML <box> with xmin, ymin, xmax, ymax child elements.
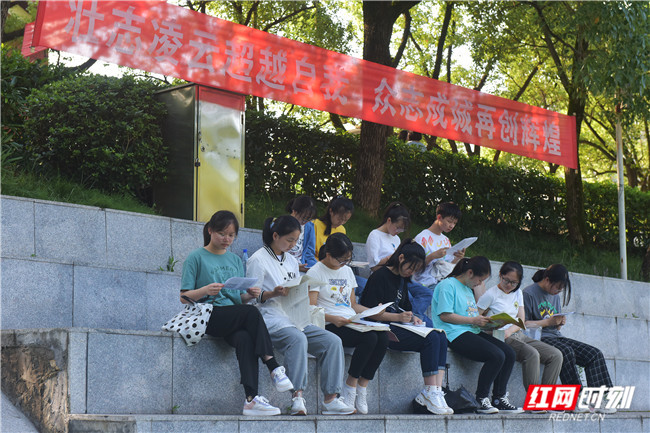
<box><xmin>337</xmin><ymin>257</ymin><xmax>352</xmax><ymax>266</ymax></box>
<box><xmin>500</xmin><ymin>276</ymin><xmax>520</xmax><ymax>287</ymax></box>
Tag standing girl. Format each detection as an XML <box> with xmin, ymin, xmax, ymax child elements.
<box><xmin>360</xmin><ymin>239</ymin><xmax>453</xmax><ymax>415</ymax></box>
<box><xmin>308</xmin><ymin>233</ymin><xmax>389</xmax><ymax>414</ymax></box>
<box><xmin>313</xmin><ymin>197</ymin><xmax>354</xmax><ymax>258</ymax></box>
<box><xmin>477</xmin><ymin>261</ymin><xmax>562</xmax><ymax>392</ymax></box>
<box><xmin>432</xmin><ymin>256</ymin><xmax>522</xmax><ymax>414</ymax></box>
<box><xmin>285</xmin><ymin>195</ymin><xmax>318</xmax><ymax>273</ymax></box>
<box><xmin>179</xmin><ymin>211</ymin><xmax>292</xmax><ymax>416</ymax></box>
<box><xmin>365</xmin><ymin>202</ymin><xmax>410</xmax><ymax>273</ymax></box>
<box><xmin>246</xmin><ymin>215</ymin><xmax>355</xmax><ymax>416</ymax></box>
<box><xmin>523</xmin><ymin>264</ymin><xmax>615</xmax><ymax>413</ymax></box>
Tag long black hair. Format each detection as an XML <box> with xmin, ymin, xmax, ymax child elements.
<box><xmin>285</xmin><ymin>195</ymin><xmax>317</xmax><ymax>221</ymax></box>
<box><xmin>318</xmin><ymin>197</ymin><xmax>354</xmax><ymax>235</ymax></box>
<box><xmin>378</xmin><ymin>201</ymin><xmax>410</xmax><ymax>230</ymax></box>
<box><xmin>499</xmin><ymin>261</ymin><xmax>524</xmax><ymax>292</ymax></box>
<box><xmin>532</xmin><ymin>264</ymin><xmax>572</xmax><ymax>306</ymax></box>
<box><xmin>385</xmin><ymin>238</ymin><xmax>426</xmax><ymax>281</ymax></box>
<box><xmin>319</xmin><ymin>232</ymin><xmax>353</xmax><ymax>261</ymax></box>
<box><xmin>203</xmin><ymin>211</ymin><xmax>239</xmax><ymax>246</ymax></box>
<box><xmin>447</xmin><ymin>256</ymin><xmax>491</xmax><ymax>280</ymax></box>
<box><xmin>262</xmin><ymin>215</ymin><xmax>301</xmax><ymax>247</ymax></box>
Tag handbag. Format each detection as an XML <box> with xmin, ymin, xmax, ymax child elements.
<box><xmin>441</xmin><ymin>363</ymin><xmax>480</xmax><ymax>413</ymax></box>
<box><xmin>162</xmin><ymin>295</ymin><xmax>213</xmax><ymax>346</ymax></box>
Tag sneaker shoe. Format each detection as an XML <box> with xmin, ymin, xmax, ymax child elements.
<box><xmin>436</xmin><ymin>389</ymin><xmax>454</xmax><ymax>414</ymax></box>
<box><xmin>476</xmin><ymin>397</ymin><xmax>499</xmax><ymax>414</ymax></box>
<box><xmin>243</xmin><ymin>395</ymin><xmax>281</xmax><ymax>416</ymax></box>
<box><xmin>271</xmin><ymin>366</ymin><xmax>293</xmax><ymax>392</ymax></box>
<box><xmin>414</xmin><ymin>390</ymin><xmax>448</xmax><ymax>415</ymax></box>
<box><xmin>492</xmin><ymin>392</ymin><xmax>523</xmax><ymax>414</ymax></box>
<box><xmin>356</xmin><ymin>386</ymin><xmax>368</xmax><ymax>414</ymax></box>
<box><xmin>322</xmin><ymin>396</ymin><xmax>356</xmax><ymax>415</ymax></box>
<box><xmin>341</xmin><ymin>385</ymin><xmax>357</xmax><ymax>410</ymax></box>
<box><xmin>290</xmin><ymin>396</ymin><xmax>307</xmax><ymax>416</ymax></box>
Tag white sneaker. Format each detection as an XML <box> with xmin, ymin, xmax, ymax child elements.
<box><xmin>322</xmin><ymin>396</ymin><xmax>356</xmax><ymax>415</ymax></box>
<box><xmin>341</xmin><ymin>385</ymin><xmax>357</xmax><ymax>410</ymax></box>
<box><xmin>476</xmin><ymin>397</ymin><xmax>499</xmax><ymax>414</ymax></box>
<box><xmin>436</xmin><ymin>389</ymin><xmax>454</xmax><ymax>414</ymax></box>
<box><xmin>356</xmin><ymin>386</ymin><xmax>368</xmax><ymax>414</ymax></box>
<box><xmin>271</xmin><ymin>366</ymin><xmax>293</xmax><ymax>392</ymax></box>
<box><xmin>414</xmin><ymin>390</ymin><xmax>447</xmax><ymax>415</ymax></box>
<box><xmin>243</xmin><ymin>395</ymin><xmax>281</xmax><ymax>416</ymax></box>
<box><xmin>290</xmin><ymin>396</ymin><xmax>307</xmax><ymax>416</ymax></box>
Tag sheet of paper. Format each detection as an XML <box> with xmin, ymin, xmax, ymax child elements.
<box><xmin>222</xmin><ymin>277</ymin><xmax>258</xmax><ymax>291</ymax></box>
<box><xmin>444</xmin><ymin>236</ymin><xmax>478</xmax><ymax>261</ymax></box>
<box><xmin>284</xmin><ymin>274</ymin><xmax>326</xmax><ymax>289</ymax></box>
<box><xmin>349</xmin><ymin>261</ymin><xmax>369</xmax><ymax>268</ymax></box>
<box><xmin>349</xmin><ymin>302</ymin><xmax>393</xmax><ymax>323</ymax></box>
<box><xmin>277</xmin><ymin>276</ymin><xmax>324</xmax><ymax>331</ymax></box>
<box><xmin>390</xmin><ymin>322</ymin><xmax>441</xmax><ymax>337</ymax></box>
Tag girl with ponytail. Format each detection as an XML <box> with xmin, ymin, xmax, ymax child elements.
<box><xmin>432</xmin><ymin>257</ymin><xmax>521</xmax><ymax>414</ymax></box>
<box><xmin>523</xmin><ymin>264</ymin><xmax>615</xmax><ymax>413</ymax></box>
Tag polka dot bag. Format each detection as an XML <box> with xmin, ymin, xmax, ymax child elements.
<box><xmin>162</xmin><ymin>295</ymin><xmax>214</xmax><ymax>346</ymax></box>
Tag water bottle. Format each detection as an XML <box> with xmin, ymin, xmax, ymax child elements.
<box><xmin>242</xmin><ymin>249</ymin><xmax>249</xmax><ymax>275</ymax></box>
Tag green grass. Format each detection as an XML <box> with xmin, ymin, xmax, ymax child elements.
<box><xmin>1</xmin><ymin>166</ymin><xmax>157</xmax><ymax>215</ymax></box>
<box><xmin>244</xmin><ymin>193</ymin><xmax>647</xmax><ymax>283</ymax></box>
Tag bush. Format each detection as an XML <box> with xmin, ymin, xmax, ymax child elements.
<box><xmin>245</xmin><ymin>111</ymin><xmax>649</xmax><ymax>251</ymax></box>
<box><xmin>24</xmin><ymin>74</ymin><xmax>168</xmax><ymax>199</ymax></box>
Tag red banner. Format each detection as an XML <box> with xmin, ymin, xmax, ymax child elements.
<box><xmin>33</xmin><ymin>0</ymin><xmax>577</xmax><ymax>168</ymax></box>
<box><xmin>21</xmin><ymin>22</ymin><xmax>48</xmax><ymax>60</ymax></box>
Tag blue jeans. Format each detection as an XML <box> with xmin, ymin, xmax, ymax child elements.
<box><xmin>389</xmin><ymin>325</ymin><xmax>447</xmax><ymax>376</ymax></box>
<box><xmin>407</xmin><ymin>281</ymin><xmax>434</xmax><ymax>327</ymax></box>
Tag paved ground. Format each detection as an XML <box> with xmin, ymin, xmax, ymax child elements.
<box><xmin>1</xmin><ymin>393</ymin><xmax>38</xmax><ymax>433</ymax></box>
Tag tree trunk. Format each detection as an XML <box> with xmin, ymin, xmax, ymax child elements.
<box><xmin>565</xmin><ymin>95</ymin><xmax>587</xmax><ymax>245</ymax></box>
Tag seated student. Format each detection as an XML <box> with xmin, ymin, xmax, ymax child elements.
<box><xmin>360</xmin><ymin>239</ymin><xmax>452</xmax><ymax>415</ymax></box>
<box><xmin>477</xmin><ymin>261</ymin><xmax>562</xmax><ymax>393</ymax></box>
<box><xmin>308</xmin><ymin>233</ymin><xmax>389</xmax><ymax>414</ymax></box>
<box><xmin>406</xmin><ymin>131</ymin><xmax>426</xmax><ymax>152</ymax></box>
<box><xmin>432</xmin><ymin>256</ymin><xmax>522</xmax><ymax>414</ymax></box>
<box><xmin>246</xmin><ymin>215</ymin><xmax>355</xmax><ymax>416</ymax></box>
<box><xmin>523</xmin><ymin>264</ymin><xmax>616</xmax><ymax>414</ymax></box>
<box><xmin>286</xmin><ymin>195</ymin><xmax>318</xmax><ymax>273</ymax></box>
<box><xmin>411</xmin><ymin>202</ymin><xmax>466</xmax><ymax>326</ymax></box>
<box><xmin>313</xmin><ymin>197</ymin><xmax>354</xmax><ymax>258</ymax></box>
<box><xmin>179</xmin><ymin>210</ymin><xmax>292</xmax><ymax>416</ymax></box>
<box><xmin>365</xmin><ymin>202</ymin><xmax>410</xmax><ymax>273</ymax></box>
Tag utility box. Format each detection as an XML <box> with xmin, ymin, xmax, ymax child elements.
<box><xmin>153</xmin><ymin>84</ymin><xmax>245</xmax><ymax>224</ymax></box>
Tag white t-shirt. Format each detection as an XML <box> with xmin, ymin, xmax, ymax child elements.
<box><xmin>365</xmin><ymin>229</ymin><xmax>400</xmax><ymax>269</ymax></box>
<box><xmin>307</xmin><ymin>261</ymin><xmax>358</xmax><ymax>322</ymax></box>
<box><xmin>288</xmin><ymin>225</ymin><xmax>305</xmax><ymax>261</ymax></box>
<box><xmin>476</xmin><ymin>285</ymin><xmax>524</xmax><ymax>330</ymax></box>
<box><xmin>246</xmin><ymin>245</ymin><xmax>301</xmax><ymax>333</ymax></box>
<box><xmin>412</xmin><ymin>229</ymin><xmax>452</xmax><ymax>287</ymax></box>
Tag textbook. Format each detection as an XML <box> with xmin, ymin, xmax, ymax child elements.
<box><xmin>349</xmin><ymin>302</ymin><xmax>393</xmax><ymax>323</ymax></box>
<box><xmin>480</xmin><ymin>312</ymin><xmax>526</xmax><ymax>331</ymax></box>
<box><xmin>345</xmin><ymin>319</ymin><xmax>391</xmax><ymax>332</ymax></box>
<box><xmin>390</xmin><ymin>322</ymin><xmax>445</xmax><ymax>338</ymax></box>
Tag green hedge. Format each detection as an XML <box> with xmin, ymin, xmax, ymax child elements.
<box><xmin>245</xmin><ymin>111</ymin><xmax>649</xmax><ymax>250</ymax></box>
<box><xmin>23</xmin><ymin>74</ymin><xmax>168</xmax><ymax>199</ymax></box>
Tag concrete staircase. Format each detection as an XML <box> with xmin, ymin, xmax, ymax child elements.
<box><xmin>1</xmin><ymin>195</ymin><xmax>649</xmax><ymax>433</ymax></box>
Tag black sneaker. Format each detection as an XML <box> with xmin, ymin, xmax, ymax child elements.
<box><xmin>492</xmin><ymin>392</ymin><xmax>523</xmax><ymax>414</ymax></box>
<box><xmin>476</xmin><ymin>397</ymin><xmax>499</xmax><ymax>414</ymax></box>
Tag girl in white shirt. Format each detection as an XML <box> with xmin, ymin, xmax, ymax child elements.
<box><xmin>246</xmin><ymin>215</ymin><xmax>354</xmax><ymax>416</ymax></box>
<box><xmin>365</xmin><ymin>202</ymin><xmax>410</xmax><ymax>272</ymax></box>
<box><xmin>308</xmin><ymin>233</ymin><xmax>389</xmax><ymax>414</ymax></box>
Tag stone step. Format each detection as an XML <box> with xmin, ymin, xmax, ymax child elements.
<box><xmin>67</xmin><ymin>412</ymin><xmax>650</xmax><ymax>433</ymax></box>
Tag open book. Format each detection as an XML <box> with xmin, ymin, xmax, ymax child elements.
<box><xmin>390</xmin><ymin>322</ymin><xmax>445</xmax><ymax>338</ymax></box>
<box><xmin>348</xmin><ymin>302</ymin><xmax>393</xmax><ymax>323</ymax></box>
<box><xmin>345</xmin><ymin>319</ymin><xmax>390</xmax><ymax>332</ymax></box>
<box><xmin>480</xmin><ymin>312</ymin><xmax>526</xmax><ymax>331</ymax></box>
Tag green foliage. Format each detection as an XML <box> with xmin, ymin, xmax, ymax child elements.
<box><xmin>23</xmin><ymin>74</ymin><xmax>169</xmax><ymax>199</ymax></box>
<box><xmin>245</xmin><ymin>112</ymin><xmax>650</xmax><ymax>251</ymax></box>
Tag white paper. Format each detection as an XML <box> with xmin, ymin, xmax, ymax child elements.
<box><xmin>349</xmin><ymin>302</ymin><xmax>393</xmax><ymax>323</ymax></box>
<box><xmin>349</xmin><ymin>261</ymin><xmax>369</xmax><ymax>268</ymax></box>
<box><xmin>284</xmin><ymin>274</ymin><xmax>326</xmax><ymax>289</ymax></box>
<box><xmin>222</xmin><ymin>277</ymin><xmax>258</xmax><ymax>291</ymax></box>
<box><xmin>276</xmin><ymin>275</ymin><xmax>325</xmax><ymax>331</ymax></box>
<box><xmin>444</xmin><ymin>236</ymin><xmax>478</xmax><ymax>261</ymax></box>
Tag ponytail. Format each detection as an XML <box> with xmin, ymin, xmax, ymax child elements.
<box><xmin>447</xmin><ymin>256</ymin><xmax>491</xmax><ymax>279</ymax></box>
<box><xmin>532</xmin><ymin>264</ymin><xmax>571</xmax><ymax>306</ymax></box>
<box><xmin>318</xmin><ymin>197</ymin><xmax>354</xmax><ymax>235</ymax></box>
<box><xmin>378</xmin><ymin>201</ymin><xmax>410</xmax><ymax>230</ymax></box>
<box><xmin>321</xmin><ymin>232</ymin><xmax>354</xmax><ymax>260</ymax></box>
<box><xmin>385</xmin><ymin>238</ymin><xmax>425</xmax><ymax>280</ymax></box>
<box><xmin>262</xmin><ymin>215</ymin><xmax>301</xmax><ymax>247</ymax></box>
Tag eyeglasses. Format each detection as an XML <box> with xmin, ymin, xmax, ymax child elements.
<box><xmin>500</xmin><ymin>276</ymin><xmax>520</xmax><ymax>287</ymax></box>
<box><xmin>337</xmin><ymin>257</ymin><xmax>352</xmax><ymax>266</ymax></box>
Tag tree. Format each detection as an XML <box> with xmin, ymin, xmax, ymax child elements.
<box><xmin>354</xmin><ymin>0</ymin><xmax>419</xmax><ymax>214</ymax></box>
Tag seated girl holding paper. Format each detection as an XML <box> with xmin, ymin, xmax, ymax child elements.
<box><xmin>308</xmin><ymin>233</ymin><xmax>389</xmax><ymax>414</ymax></box>
<box><xmin>180</xmin><ymin>211</ymin><xmax>292</xmax><ymax>416</ymax></box>
<box><xmin>360</xmin><ymin>239</ymin><xmax>453</xmax><ymax>415</ymax></box>
<box><xmin>477</xmin><ymin>261</ymin><xmax>562</xmax><ymax>392</ymax></box>
<box><xmin>246</xmin><ymin>215</ymin><xmax>355</xmax><ymax>416</ymax></box>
